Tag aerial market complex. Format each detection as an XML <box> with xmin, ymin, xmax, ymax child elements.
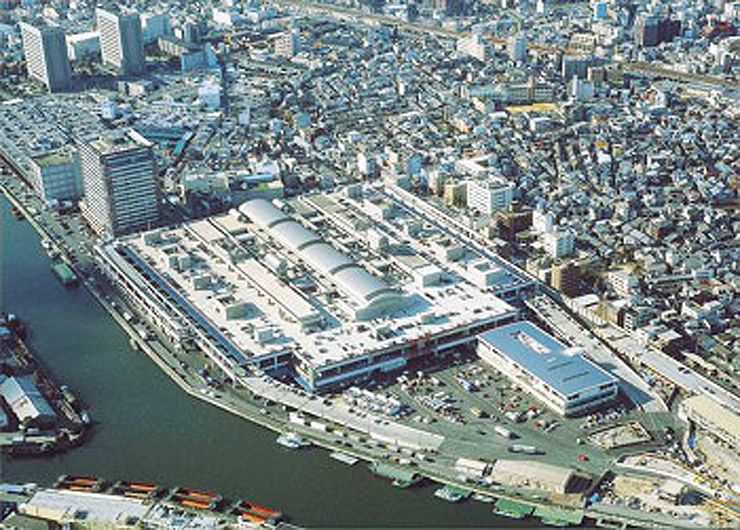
<box><xmin>1</xmin><ymin>0</ymin><xmax>740</xmax><ymax>527</ymax></box>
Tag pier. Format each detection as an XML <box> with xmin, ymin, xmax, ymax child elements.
<box><xmin>0</xmin><ymin>167</ymin><xmax>711</xmax><ymax>528</ymax></box>
<box><xmin>0</xmin><ymin>314</ymin><xmax>89</xmax><ymax>456</ymax></box>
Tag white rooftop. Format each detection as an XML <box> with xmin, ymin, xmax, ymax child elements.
<box><xmin>21</xmin><ymin>489</ymin><xmax>149</xmax><ymax>524</ymax></box>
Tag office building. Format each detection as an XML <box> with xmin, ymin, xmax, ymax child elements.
<box><xmin>467</xmin><ymin>178</ymin><xmax>514</xmax><ymax>215</ymax></box>
<box><xmin>78</xmin><ymin>131</ymin><xmax>160</xmax><ymax>237</ymax></box>
<box><xmin>29</xmin><ymin>151</ymin><xmax>83</xmax><ymax>204</ymax></box>
<box><xmin>97</xmin><ymin>7</ymin><xmax>146</xmax><ymax>76</ymax></box>
<box><xmin>478</xmin><ymin>322</ymin><xmax>618</xmax><ymax>416</ymax></box>
<box><xmin>19</xmin><ymin>21</ymin><xmax>72</xmax><ymax>92</ymax></box>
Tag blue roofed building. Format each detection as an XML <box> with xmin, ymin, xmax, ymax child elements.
<box><xmin>477</xmin><ymin>322</ymin><xmax>618</xmax><ymax>417</ymax></box>
<box><xmin>0</xmin><ymin>376</ymin><xmax>56</xmax><ymax>428</ymax></box>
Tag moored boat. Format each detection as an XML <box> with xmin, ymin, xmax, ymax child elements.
<box><xmin>276</xmin><ymin>431</ymin><xmax>311</xmax><ymax>450</ymax></box>
<box><xmin>434</xmin><ymin>485</ymin><xmax>471</xmax><ymax>503</ymax></box>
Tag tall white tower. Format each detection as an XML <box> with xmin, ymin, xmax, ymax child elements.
<box><xmin>97</xmin><ymin>7</ymin><xmax>146</xmax><ymax>77</ymax></box>
<box><xmin>77</xmin><ymin>131</ymin><xmax>160</xmax><ymax>237</ymax></box>
<box><xmin>19</xmin><ymin>21</ymin><xmax>72</xmax><ymax>92</ymax></box>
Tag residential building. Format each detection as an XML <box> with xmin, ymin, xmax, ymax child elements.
<box><xmin>607</xmin><ymin>269</ymin><xmax>638</xmax><ymax>297</ymax></box>
<box><xmin>551</xmin><ymin>260</ymin><xmax>580</xmax><ymax>297</ymax></box>
<box><xmin>457</xmin><ymin>34</ymin><xmax>487</xmax><ymax>61</ymax></box>
<box><xmin>507</xmin><ymin>33</ymin><xmax>527</xmax><ymax>63</ymax></box>
<box><xmin>274</xmin><ymin>30</ymin><xmax>300</xmax><ymax>58</ymax></box>
<box><xmin>97</xmin><ymin>7</ymin><xmax>146</xmax><ymax>76</ymax></box>
<box><xmin>543</xmin><ymin>228</ymin><xmax>575</xmax><ymax>258</ymax></box>
<box><xmin>19</xmin><ymin>21</ymin><xmax>72</xmax><ymax>92</ymax></box>
<box><xmin>466</xmin><ymin>178</ymin><xmax>514</xmax><ymax>215</ymax></box>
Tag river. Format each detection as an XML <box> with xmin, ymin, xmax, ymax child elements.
<box><xmin>0</xmin><ymin>197</ymin><xmax>531</xmax><ymax>527</ymax></box>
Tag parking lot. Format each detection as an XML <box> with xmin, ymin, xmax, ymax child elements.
<box><xmin>319</xmin><ymin>349</ymin><xmax>674</xmax><ymax>475</ymax></box>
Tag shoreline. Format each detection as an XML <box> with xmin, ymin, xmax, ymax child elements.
<box><xmin>0</xmin><ymin>183</ymin><xmax>684</xmax><ymax>529</ymax></box>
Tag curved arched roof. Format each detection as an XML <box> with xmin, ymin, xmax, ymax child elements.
<box><xmin>271</xmin><ymin>220</ymin><xmax>320</xmax><ymax>251</ymax></box>
<box><xmin>241</xmin><ymin>199</ymin><xmax>406</xmax><ymax>313</ymax></box>
<box><xmin>302</xmin><ymin>243</ymin><xmax>355</xmax><ymax>275</ymax></box>
<box><xmin>239</xmin><ymin>199</ymin><xmax>289</xmax><ymax>229</ymax></box>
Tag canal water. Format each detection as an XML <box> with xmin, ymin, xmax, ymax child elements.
<box><xmin>0</xmin><ymin>198</ymin><xmax>532</xmax><ymax>527</ymax></box>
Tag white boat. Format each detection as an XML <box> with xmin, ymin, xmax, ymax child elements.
<box><xmin>276</xmin><ymin>432</ymin><xmax>311</xmax><ymax>450</ymax></box>
<box><xmin>434</xmin><ymin>485</ymin><xmax>469</xmax><ymax>503</ymax></box>
<box><xmin>330</xmin><ymin>451</ymin><xmax>359</xmax><ymax>466</ymax></box>
<box><xmin>472</xmin><ymin>493</ymin><xmax>495</xmax><ymax>503</ymax></box>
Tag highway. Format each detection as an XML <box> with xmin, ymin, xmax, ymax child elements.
<box><xmin>381</xmin><ymin>180</ymin><xmax>740</xmax><ymax>417</ymax></box>
<box><xmin>525</xmin><ymin>295</ymin><xmax>667</xmax><ymax>414</ymax></box>
<box><xmin>566</xmin><ymin>299</ymin><xmax>740</xmax><ymax>415</ymax></box>
<box><xmin>608</xmin><ymin>331</ymin><xmax>740</xmax><ymax>414</ymax></box>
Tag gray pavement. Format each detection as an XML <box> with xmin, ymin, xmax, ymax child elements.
<box><xmin>526</xmin><ymin>295</ymin><xmax>667</xmax><ymax>414</ymax></box>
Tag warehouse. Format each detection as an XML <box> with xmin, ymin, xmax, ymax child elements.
<box><xmin>490</xmin><ymin>460</ymin><xmax>588</xmax><ymax>494</ymax></box>
<box><xmin>0</xmin><ymin>376</ymin><xmax>56</xmax><ymax>428</ymax></box>
<box><xmin>477</xmin><ymin>322</ymin><xmax>618</xmax><ymax>416</ymax></box>
<box><xmin>97</xmin><ymin>188</ymin><xmax>521</xmax><ymax>391</ymax></box>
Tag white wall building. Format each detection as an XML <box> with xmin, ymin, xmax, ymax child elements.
<box><xmin>457</xmin><ymin>34</ymin><xmax>487</xmax><ymax>61</ymax></box>
<box><xmin>274</xmin><ymin>29</ymin><xmax>300</xmax><ymax>57</ymax></box>
<box><xmin>478</xmin><ymin>322</ymin><xmax>618</xmax><ymax>416</ymax></box>
<box><xmin>97</xmin><ymin>7</ymin><xmax>146</xmax><ymax>76</ymax></box>
<box><xmin>96</xmin><ymin>188</ymin><xmax>522</xmax><ymax>391</ymax></box>
<box><xmin>466</xmin><ymin>178</ymin><xmax>513</xmax><ymax>215</ymax></box>
<box><xmin>20</xmin><ymin>21</ymin><xmax>72</xmax><ymax>92</ymax></box>
<box><xmin>543</xmin><ymin>228</ymin><xmax>575</xmax><ymax>258</ymax></box>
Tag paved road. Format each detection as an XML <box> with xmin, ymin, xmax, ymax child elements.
<box><xmin>526</xmin><ymin>295</ymin><xmax>667</xmax><ymax>414</ymax></box>
<box><xmin>605</xmin><ymin>329</ymin><xmax>740</xmax><ymax>414</ymax></box>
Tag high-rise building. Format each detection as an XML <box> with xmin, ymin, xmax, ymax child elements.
<box><xmin>274</xmin><ymin>29</ymin><xmax>300</xmax><ymax>58</ymax></box>
<box><xmin>543</xmin><ymin>228</ymin><xmax>575</xmax><ymax>259</ymax></box>
<box><xmin>507</xmin><ymin>33</ymin><xmax>527</xmax><ymax>64</ymax></box>
<box><xmin>141</xmin><ymin>12</ymin><xmax>171</xmax><ymax>44</ymax></box>
<box><xmin>77</xmin><ymin>131</ymin><xmax>160</xmax><ymax>237</ymax></box>
<box><xmin>635</xmin><ymin>14</ymin><xmax>680</xmax><ymax>47</ymax></box>
<box><xmin>19</xmin><ymin>21</ymin><xmax>72</xmax><ymax>92</ymax></box>
<box><xmin>466</xmin><ymin>178</ymin><xmax>514</xmax><ymax>216</ymax></box>
<box><xmin>97</xmin><ymin>7</ymin><xmax>145</xmax><ymax>76</ymax></box>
